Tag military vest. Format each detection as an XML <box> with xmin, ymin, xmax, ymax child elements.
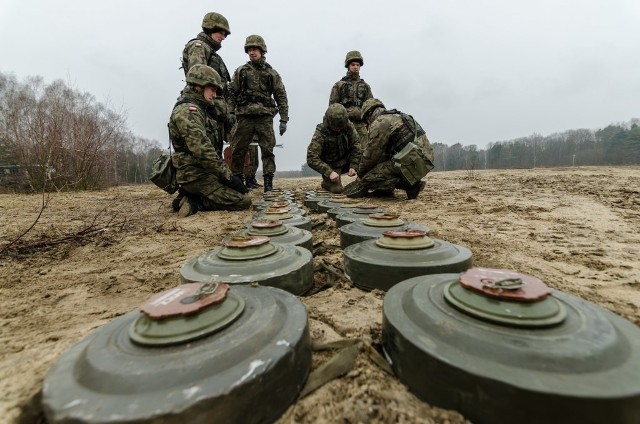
<box><xmin>169</xmin><ymin>98</ymin><xmax>222</xmax><ymax>154</ymax></box>
<box><xmin>337</xmin><ymin>77</ymin><xmax>369</xmax><ymax>109</ymax></box>
<box><xmin>317</xmin><ymin>124</ymin><xmax>350</xmax><ymax>168</ymax></box>
<box><xmin>236</xmin><ymin>62</ymin><xmax>276</xmax><ymax>108</ymax></box>
<box><xmin>382</xmin><ymin>109</ymin><xmax>426</xmax><ymax>155</ymax></box>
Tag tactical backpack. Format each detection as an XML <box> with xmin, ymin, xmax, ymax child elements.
<box><xmin>149</xmin><ymin>147</ymin><xmax>178</xmax><ymax>194</ymax></box>
<box><xmin>383</xmin><ymin>110</ymin><xmax>429</xmax><ymax>185</ymax></box>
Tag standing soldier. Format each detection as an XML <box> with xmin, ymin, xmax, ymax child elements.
<box><xmin>343</xmin><ymin>98</ymin><xmax>435</xmax><ymax>200</ymax></box>
<box><xmin>306</xmin><ymin>104</ymin><xmax>361</xmax><ymax>193</ymax></box>
<box><xmin>228</xmin><ymin>34</ymin><xmax>289</xmax><ymax>193</ymax></box>
<box><xmin>329</xmin><ymin>50</ymin><xmax>373</xmax><ymax>149</ymax></box>
<box><xmin>169</xmin><ymin>65</ymin><xmax>250</xmax><ymax>217</ymax></box>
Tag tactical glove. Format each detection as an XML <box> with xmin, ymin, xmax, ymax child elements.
<box><xmin>224</xmin><ymin>175</ymin><xmax>248</xmax><ymax>194</ymax></box>
<box><xmin>279</xmin><ymin>120</ymin><xmax>287</xmax><ymax>136</ymax></box>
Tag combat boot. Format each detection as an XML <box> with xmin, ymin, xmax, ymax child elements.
<box><xmin>405</xmin><ymin>180</ymin><xmax>426</xmax><ymax>200</ymax></box>
<box><xmin>263</xmin><ymin>175</ymin><xmax>273</xmax><ymax>193</ymax></box>
<box><xmin>244</xmin><ymin>175</ymin><xmax>259</xmax><ymax>189</ymax></box>
<box><xmin>171</xmin><ymin>187</ymin><xmax>187</xmax><ymax>212</ymax></box>
<box><xmin>248</xmin><ymin>175</ymin><xmax>262</xmax><ymax>188</ymax></box>
<box><xmin>343</xmin><ymin>181</ymin><xmax>368</xmax><ymax>198</ymax></box>
<box><xmin>178</xmin><ymin>195</ymin><xmax>200</xmax><ymax>217</ymax></box>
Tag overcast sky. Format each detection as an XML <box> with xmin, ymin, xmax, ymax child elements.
<box><xmin>1</xmin><ymin>0</ymin><xmax>639</xmax><ymax>171</ymax></box>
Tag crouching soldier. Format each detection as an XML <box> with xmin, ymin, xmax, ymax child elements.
<box><xmin>169</xmin><ymin>64</ymin><xmax>251</xmax><ymax>217</ymax></box>
<box><xmin>306</xmin><ymin>104</ymin><xmax>361</xmax><ymax>193</ymax></box>
<box><xmin>343</xmin><ymin>98</ymin><xmax>434</xmax><ymax>200</ymax></box>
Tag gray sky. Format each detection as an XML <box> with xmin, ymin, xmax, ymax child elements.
<box><xmin>1</xmin><ymin>0</ymin><xmax>639</xmax><ymax>171</ymax></box>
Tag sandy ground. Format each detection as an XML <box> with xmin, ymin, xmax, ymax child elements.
<box><xmin>1</xmin><ymin>166</ymin><xmax>639</xmax><ymax>424</ymax></box>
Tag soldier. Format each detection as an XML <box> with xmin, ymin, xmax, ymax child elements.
<box><xmin>329</xmin><ymin>51</ymin><xmax>373</xmax><ymax>149</ymax></box>
<box><xmin>181</xmin><ymin>11</ymin><xmax>235</xmax><ymax>154</ymax></box>
<box><xmin>169</xmin><ymin>65</ymin><xmax>250</xmax><ymax>217</ymax></box>
<box><xmin>306</xmin><ymin>104</ymin><xmax>361</xmax><ymax>193</ymax></box>
<box><xmin>343</xmin><ymin>98</ymin><xmax>435</xmax><ymax>200</ymax></box>
<box><xmin>228</xmin><ymin>34</ymin><xmax>289</xmax><ymax>193</ymax></box>
<box><xmin>173</xmin><ymin>12</ymin><xmax>235</xmax><ymax>209</ymax></box>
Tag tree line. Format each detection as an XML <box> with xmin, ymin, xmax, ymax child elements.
<box><xmin>0</xmin><ymin>72</ymin><xmax>163</xmax><ymax>192</ymax></box>
<box><xmin>2</xmin><ymin>72</ymin><xmax>639</xmax><ymax>192</ymax></box>
<box><xmin>432</xmin><ymin>120</ymin><xmax>640</xmax><ymax>172</ymax></box>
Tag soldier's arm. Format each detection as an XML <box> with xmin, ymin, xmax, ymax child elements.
<box><xmin>306</xmin><ymin>130</ymin><xmax>332</xmax><ymax>176</ymax></box>
<box><xmin>227</xmin><ymin>68</ymin><xmax>241</xmax><ymax>112</ymax></box>
<box><xmin>328</xmin><ymin>82</ymin><xmax>340</xmax><ymax>105</ymax></box>
<box><xmin>365</xmin><ymin>81</ymin><xmax>373</xmax><ymax>101</ymax></box>
<box><xmin>347</xmin><ymin>122</ymin><xmax>362</xmax><ymax>170</ymax></box>
<box><xmin>176</xmin><ymin>107</ymin><xmax>232</xmax><ymax>181</ymax></box>
<box><xmin>271</xmin><ymin>70</ymin><xmax>289</xmax><ymax>122</ymax></box>
<box><xmin>185</xmin><ymin>41</ymin><xmax>209</xmax><ymax>69</ymax></box>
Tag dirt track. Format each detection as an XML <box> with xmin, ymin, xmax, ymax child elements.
<box><xmin>1</xmin><ymin>166</ymin><xmax>639</xmax><ymax>423</ymax></box>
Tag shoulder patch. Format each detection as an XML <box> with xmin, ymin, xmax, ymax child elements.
<box><xmin>188</xmin><ymin>106</ymin><xmax>198</xmax><ymax>113</ymax></box>
<box><xmin>195</xmin><ymin>42</ymin><xmax>202</xmax><ymax>47</ymax></box>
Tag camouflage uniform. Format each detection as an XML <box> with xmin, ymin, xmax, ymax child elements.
<box><xmin>169</xmin><ymin>86</ymin><xmax>251</xmax><ymax>211</ymax></box>
<box><xmin>344</xmin><ymin>100</ymin><xmax>434</xmax><ymax>200</ymax></box>
<box><xmin>181</xmin><ymin>15</ymin><xmax>233</xmax><ymax>152</ymax></box>
<box><xmin>306</xmin><ymin>104</ymin><xmax>361</xmax><ymax>193</ymax></box>
<box><xmin>329</xmin><ymin>51</ymin><xmax>373</xmax><ymax>149</ymax></box>
<box><xmin>228</xmin><ymin>37</ymin><xmax>288</xmax><ymax>190</ymax></box>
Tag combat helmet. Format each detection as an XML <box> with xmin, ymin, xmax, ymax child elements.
<box><xmin>361</xmin><ymin>98</ymin><xmax>385</xmax><ymax>121</ymax></box>
<box><xmin>325</xmin><ymin>104</ymin><xmax>349</xmax><ymax>131</ymax></box>
<box><xmin>244</xmin><ymin>35</ymin><xmax>268</xmax><ymax>53</ymax></box>
<box><xmin>202</xmin><ymin>12</ymin><xmax>231</xmax><ymax>35</ymax></box>
<box><xmin>344</xmin><ymin>50</ymin><xmax>364</xmax><ymax>68</ymax></box>
<box><xmin>186</xmin><ymin>64</ymin><xmax>223</xmax><ymax>91</ymax></box>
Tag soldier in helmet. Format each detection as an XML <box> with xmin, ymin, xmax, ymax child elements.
<box><xmin>306</xmin><ymin>104</ymin><xmax>361</xmax><ymax>193</ymax></box>
<box><xmin>329</xmin><ymin>51</ymin><xmax>374</xmax><ymax>149</ymax></box>
<box><xmin>181</xmin><ymin>12</ymin><xmax>235</xmax><ymax>153</ymax></box>
<box><xmin>228</xmin><ymin>34</ymin><xmax>289</xmax><ymax>193</ymax></box>
<box><xmin>175</xmin><ymin>12</ymin><xmax>239</xmax><ymax>207</ymax></box>
<box><xmin>343</xmin><ymin>98</ymin><xmax>435</xmax><ymax>200</ymax></box>
<box><xmin>169</xmin><ymin>64</ymin><xmax>251</xmax><ymax>217</ymax></box>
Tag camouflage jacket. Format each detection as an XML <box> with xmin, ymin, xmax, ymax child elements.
<box><xmin>359</xmin><ymin>109</ymin><xmax>434</xmax><ymax>176</ymax></box>
<box><xmin>329</xmin><ymin>72</ymin><xmax>373</xmax><ymax>122</ymax></box>
<box><xmin>228</xmin><ymin>57</ymin><xmax>289</xmax><ymax>121</ymax></box>
<box><xmin>182</xmin><ymin>33</ymin><xmax>233</xmax><ymax>126</ymax></box>
<box><xmin>168</xmin><ymin>87</ymin><xmax>232</xmax><ymax>184</ymax></box>
<box><xmin>182</xmin><ymin>33</ymin><xmax>231</xmax><ymax>94</ymax></box>
<box><xmin>307</xmin><ymin>119</ymin><xmax>361</xmax><ymax>176</ymax></box>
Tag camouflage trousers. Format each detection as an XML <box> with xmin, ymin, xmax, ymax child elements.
<box><xmin>245</xmin><ymin>144</ymin><xmax>259</xmax><ymax>177</ymax></box>
<box><xmin>232</xmin><ymin>116</ymin><xmax>276</xmax><ymax>176</ymax></box>
<box><xmin>321</xmin><ymin>163</ymin><xmax>350</xmax><ymax>194</ymax></box>
<box><xmin>343</xmin><ymin>161</ymin><xmax>402</xmax><ymax>198</ymax></box>
<box><xmin>181</xmin><ymin>174</ymin><xmax>251</xmax><ymax>211</ymax></box>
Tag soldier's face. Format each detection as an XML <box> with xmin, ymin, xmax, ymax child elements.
<box><xmin>203</xmin><ymin>86</ymin><xmax>217</xmax><ymax>103</ymax></box>
<box><xmin>210</xmin><ymin>31</ymin><xmax>227</xmax><ymax>44</ymax></box>
<box><xmin>348</xmin><ymin>62</ymin><xmax>361</xmax><ymax>73</ymax></box>
<box><xmin>247</xmin><ymin>47</ymin><xmax>262</xmax><ymax>61</ymax></box>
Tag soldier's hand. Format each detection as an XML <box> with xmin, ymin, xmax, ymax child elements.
<box><xmin>279</xmin><ymin>120</ymin><xmax>287</xmax><ymax>136</ymax></box>
<box><xmin>348</xmin><ymin>168</ymin><xmax>357</xmax><ymax>177</ymax></box>
<box><xmin>224</xmin><ymin>175</ymin><xmax>248</xmax><ymax>194</ymax></box>
<box><xmin>329</xmin><ymin>171</ymin><xmax>339</xmax><ymax>182</ymax></box>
